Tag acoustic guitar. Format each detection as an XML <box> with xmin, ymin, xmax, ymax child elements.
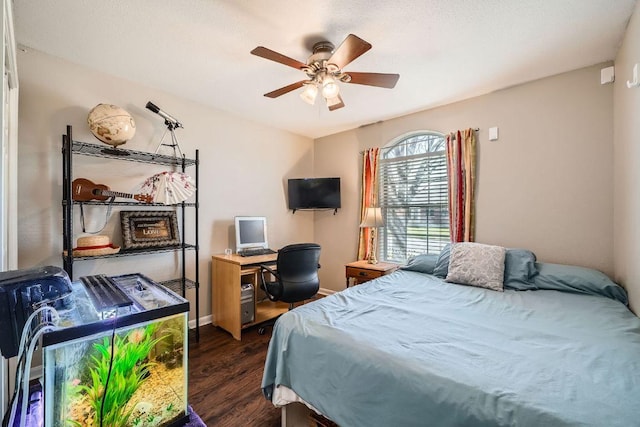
<box><xmin>72</xmin><ymin>178</ymin><xmax>153</xmax><ymax>203</ymax></box>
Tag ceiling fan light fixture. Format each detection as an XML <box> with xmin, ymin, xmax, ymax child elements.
<box><xmin>250</xmin><ymin>34</ymin><xmax>399</xmax><ymax>112</ymax></box>
<box><xmin>300</xmin><ymin>83</ymin><xmax>318</xmax><ymax>105</ymax></box>
<box><xmin>321</xmin><ymin>75</ymin><xmax>340</xmax><ymax>99</ymax></box>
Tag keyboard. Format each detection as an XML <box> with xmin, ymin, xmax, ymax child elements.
<box><xmin>240</xmin><ymin>248</ymin><xmax>277</xmax><ymax>257</ymax></box>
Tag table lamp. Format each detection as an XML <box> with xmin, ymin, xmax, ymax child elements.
<box><xmin>360</xmin><ymin>207</ymin><xmax>384</xmax><ymax>264</ymax></box>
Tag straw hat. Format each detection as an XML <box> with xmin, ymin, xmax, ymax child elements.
<box><xmin>71</xmin><ymin>235</ymin><xmax>120</xmax><ymax>256</ymax></box>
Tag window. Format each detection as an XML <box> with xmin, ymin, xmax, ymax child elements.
<box><xmin>379</xmin><ymin>132</ymin><xmax>450</xmax><ymax>263</ymax></box>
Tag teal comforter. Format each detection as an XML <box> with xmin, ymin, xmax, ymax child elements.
<box><xmin>262</xmin><ymin>270</ymin><xmax>640</xmax><ymax>426</ymax></box>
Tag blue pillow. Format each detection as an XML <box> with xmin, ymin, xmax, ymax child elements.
<box><xmin>503</xmin><ymin>249</ymin><xmax>538</xmax><ymax>290</ymax></box>
<box><xmin>434</xmin><ymin>244</ymin><xmax>538</xmax><ymax>285</ymax></box>
<box><xmin>432</xmin><ymin>243</ymin><xmax>452</xmax><ymax>278</ymax></box>
<box><xmin>400</xmin><ymin>254</ymin><xmax>439</xmax><ymax>274</ymax></box>
<box><xmin>532</xmin><ymin>262</ymin><xmax>628</xmax><ymax>305</ymax></box>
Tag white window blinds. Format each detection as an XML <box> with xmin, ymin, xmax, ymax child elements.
<box><xmin>379</xmin><ymin>133</ymin><xmax>450</xmax><ymax>263</ymax></box>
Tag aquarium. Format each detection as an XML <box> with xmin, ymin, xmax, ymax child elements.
<box><xmin>42</xmin><ymin>274</ymin><xmax>189</xmax><ymax>427</ymax></box>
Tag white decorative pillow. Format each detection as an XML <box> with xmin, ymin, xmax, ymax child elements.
<box><xmin>445</xmin><ymin>243</ymin><xmax>506</xmax><ymax>291</ymax></box>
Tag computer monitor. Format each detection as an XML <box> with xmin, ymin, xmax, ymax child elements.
<box><xmin>235</xmin><ymin>216</ymin><xmax>269</xmax><ymax>253</ymax></box>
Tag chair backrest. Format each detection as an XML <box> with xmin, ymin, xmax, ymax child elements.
<box><xmin>275</xmin><ymin>243</ymin><xmax>321</xmax><ymax>303</ymax></box>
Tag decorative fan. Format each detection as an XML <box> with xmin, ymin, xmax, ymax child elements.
<box><xmin>250</xmin><ymin>34</ymin><xmax>399</xmax><ymax>111</ymax></box>
<box><xmin>139</xmin><ymin>172</ymin><xmax>196</xmax><ymax>205</ymax></box>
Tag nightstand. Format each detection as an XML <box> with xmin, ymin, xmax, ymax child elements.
<box><xmin>345</xmin><ymin>260</ymin><xmax>399</xmax><ymax>287</ymax></box>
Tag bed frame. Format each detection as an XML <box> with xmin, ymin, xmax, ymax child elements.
<box><xmin>281</xmin><ymin>403</ymin><xmax>309</xmax><ymax>427</ymax></box>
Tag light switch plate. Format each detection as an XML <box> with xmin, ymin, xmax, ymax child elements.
<box><xmin>489</xmin><ymin>127</ymin><xmax>499</xmax><ymax>141</ymax></box>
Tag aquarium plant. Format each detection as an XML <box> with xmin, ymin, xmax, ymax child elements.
<box><xmin>78</xmin><ymin>323</ymin><xmax>165</xmax><ymax>427</ymax></box>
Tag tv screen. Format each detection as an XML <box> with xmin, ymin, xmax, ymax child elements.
<box><xmin>288</xmin><ymin>178</ymin><xmax>341</xmax><ymax>210</ymax></box>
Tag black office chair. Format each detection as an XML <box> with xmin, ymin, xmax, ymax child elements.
<box><xmin>258</xmin><ymin>243</ymin><xmax>321</xmax><ymax>335</ymax></box>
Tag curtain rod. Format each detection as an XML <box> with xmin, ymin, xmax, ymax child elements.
<box><xmin>451</xmin><ymin>128</ymin><xmax>480</xmax><ymax>141</ymax></box>
<box><xmin>359</xmin><ymin>128</ymin><xmax>480</xmax><ymax>154</ymax></box>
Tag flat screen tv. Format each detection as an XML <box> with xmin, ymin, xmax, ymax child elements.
<box><xmin>288</xmin><ymin>177</ymin><xmax>341</xmax><ymax>211</ymax></box>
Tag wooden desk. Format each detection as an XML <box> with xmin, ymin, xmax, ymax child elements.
<box><xmin>212</xmin><ymin>253</ymin><xmax>287</xmax><ymax>340</ymax></box>
<box><xmin>345</xmin><ymin>260</ymin><xmax>399</xmax><ymax>287</ymax></box>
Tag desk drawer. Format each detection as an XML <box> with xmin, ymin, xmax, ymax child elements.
<box><xmin>347</xmin><ymin>267</ymin><xmax>383</xmax><ymax>281</ymax></box>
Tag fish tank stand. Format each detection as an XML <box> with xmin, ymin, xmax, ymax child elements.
<box><xmin>38</xmin><ymin>274</ymin><xmax>191</xmax><ymax>427</ymax></box>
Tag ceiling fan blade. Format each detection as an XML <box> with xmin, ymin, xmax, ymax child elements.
<box><xmin>250</xmin><ymin>46</ymin><xmax>307</xmax><ymax>70</ymax></box>
<box><xmin>328</xmin><ymin>34</ymin><xmax>372</xmax><ymax>69</ymax></box>
<box><xmin>264</xmin><ymin>80</ymin><xmax>307</xmax><ymax>98</ymax></box>
<box><xmin>327</xmin><ymin>94</ymin><xmax>345</xmax><ymax>111</ymax></box>
<box><xmin>345</xmin><ymin>72</ymin><xmax>400</xmax><ymax>89</ymax></box>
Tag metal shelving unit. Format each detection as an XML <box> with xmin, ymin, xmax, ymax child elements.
<box><xmin>61</xmin><ymin>125</ymin><xmax>200</xmax><ymax>341</ymax></box>
<box><xmin>71</xmin><ymin>140</ymin><xmax>197</xmax><ymax>166</ymax></box>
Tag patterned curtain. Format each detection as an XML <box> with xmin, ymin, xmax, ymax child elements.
<box><xmin>446</xmin><ymin>129</ymin><xmax>477</xmax><ymax>243</ymax></box>
<box><xmin>358</xmin><ymin>148</ymin><xmax>380</xmax><ymax>260</ymax></box>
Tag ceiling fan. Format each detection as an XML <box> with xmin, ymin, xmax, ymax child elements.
<box><xmin>250</xmin><ymin>34</ymin><xmax>400</xmax><ymax>111</ymax></box>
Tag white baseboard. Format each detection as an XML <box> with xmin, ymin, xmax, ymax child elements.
<box><xmin>318</xmin><ymin>287</ymin><xmax>335</xmax><ymax>296</ymax></box>
<box><xmin>189</xmin><ymin>314</ymin><xmax>212</xmax><ymax>329</ymax></box>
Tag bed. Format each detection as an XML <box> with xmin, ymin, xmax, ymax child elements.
<box><xmin>261</xmin><ymin>245</ymin><xmax>640</xmax><ymax>427</ymax></box>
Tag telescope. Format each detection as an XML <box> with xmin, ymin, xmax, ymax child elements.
<box><xmin>146</xmin><ymin>101</ymin><xmax>185</xmax><ymax>157</ymax></box>
<box><xmin>146</xmin><ymin>101</ymin><xmax>183</xmax><ymax>129</ymax></box>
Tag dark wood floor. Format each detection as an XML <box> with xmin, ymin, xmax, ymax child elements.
<box><xmin>188</xmin><ymin>324</ymin><xmax>282</xmax><ymax>427</ymax></box>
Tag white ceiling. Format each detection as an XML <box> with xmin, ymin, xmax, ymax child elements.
<box><xmin>13</xmin><ymin>0</ymin><xmax>637</xmax><ymax>139</ymax></box>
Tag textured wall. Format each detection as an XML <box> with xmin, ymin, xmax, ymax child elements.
<box><xmin>315</xmin><ymin>64</ymin><xmax>614</xmax><ymax>292</ymax></box>
<box><xmin>17</xmin><ymin>48</ymin><xmax>315</xmax><ymax>323</ymax></box>
<box><xmin>613</xmin><ymin>0</ymin><xmax>640</xmax><ymax>314</ymax></box>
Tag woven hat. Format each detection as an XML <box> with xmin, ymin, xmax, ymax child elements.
<box><xmin>72</xmin><ymin>235</ymin><xmax>120</xmax><ymax>256</ymax></box>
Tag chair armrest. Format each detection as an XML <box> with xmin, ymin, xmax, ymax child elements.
<box><xmin>260</xmin><ymin>264</ymin><xmax>278</xmax><ymax>276</ymax></box>
<box><xmin>260</xmin><ymin>264</ymin><xmax>279</xmax><ymax>301</ymax></box>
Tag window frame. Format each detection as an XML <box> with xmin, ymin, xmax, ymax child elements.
<box><xmin>378</xmin><ymin>130</ymin><xmax>450</xmax><ymax>263</ymax></box>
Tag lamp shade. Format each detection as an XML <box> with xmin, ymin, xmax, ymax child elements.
<box><xmin>321</xmin><ymin>75</ymin><xmax>340</xmax><ymax>99</ymax></box>
<box><xmin>360</xmin><ymin>207</ymin><xmax>384</xmax><ymax>228</ymax></box>
<box><xmin>300</xmin><ymin>83</ymin><xmax>318</xmax><ymax>105</ymax></box>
